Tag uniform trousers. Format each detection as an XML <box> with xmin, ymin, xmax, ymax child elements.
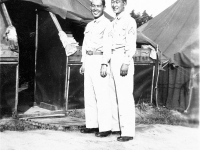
<box><xmin>84</xmin><ymin>54</ymin><xmax>113</xmax><ymax>132</ymax></box>
<box><xmin>110</xmin><ymin>51</ymin><xmax>135</xmax><ymax>137</ymax></box>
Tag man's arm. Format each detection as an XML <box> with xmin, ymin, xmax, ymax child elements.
<box><xmin>81</xmin><ymin>25</ymin><xmax>89</xmax><ymax>64</ymax></box>
<box><xmin>120</xmin><ymin>18</ymin><xmax>137</xmax><ymax>76</ymax></box>
<box><xmin>80</xmin><ymin>25</ymin><xmax>89</xmax><ymax>74</ymax></box>
<box><xmin>123</xmin><ymin>18</ymin><xmax>137</xmax><ymax>65</ymax></box>
<box><xmin>101</xmin><ymin>23</ymin><xmax>112</xmax><ymax>77</ymax></box>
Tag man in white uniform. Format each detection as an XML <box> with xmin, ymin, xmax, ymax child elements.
<box><xmin>101</xmin><ymin>0</ymin><xmax>137</xmax><ymax>142</ymax></box>
<box><xmin>80</xmin><ymin>0</ymin><xmax>120</xmax><ymax>137</ymax></box>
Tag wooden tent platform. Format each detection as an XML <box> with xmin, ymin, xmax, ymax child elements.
<box><xmin>26</xmin><ymin>116</ymin><xmax>85</xmax><ymax>127</ymax></box>
<box><xmin>18</xmin><ymin>106</ymin><xmax>85</xmax><ymax>129</ymax></box>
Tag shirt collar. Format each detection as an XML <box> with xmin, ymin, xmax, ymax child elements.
<box><xmin>116</xmin><ymin>11</ymin><xmax>126</xmax><ymax>20</ymax></box>
<box><xmin>94</xmin><ymin>14</ymin><xmax>105</xmax><ymax>23</ymax></box>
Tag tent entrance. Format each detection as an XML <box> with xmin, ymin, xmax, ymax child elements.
<box><xmin>17</xmin><ymin>11</ymin><xmax>67</xmax><ymax>117</ymax></box>
<box><xmin>15</xmin><ymin>7</ymin><xmax>84</xmax><ymax>116</ymax></box>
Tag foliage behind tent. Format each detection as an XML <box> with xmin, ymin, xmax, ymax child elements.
<box><xmin>130</xmin><ymin>10</ymin><xmax>153</xmax><ymax>27</ymax></box>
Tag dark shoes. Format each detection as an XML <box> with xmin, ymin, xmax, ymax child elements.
<box><xmin>95</xmin><ymin>131</ymin><xmax>112</xmax><ymax>137</ymax></box>
<box><xmin>117</xmin><ymin>136</ymin><xmax>133</xmax><ymax>142</ymax></box>
<box><xmin>112</xmin><ymin>131</ymin><xmax>121</xmax><ymax>135</ymax></box>
<box><xmin>80</xmin><ymin>128</ymin><xmax>99</xmax><ymax>133</ymax></box>
<box><xmin>81</xmin><ymin>128</ymin><xmax>133</xmax><ymax>141</ymax></box>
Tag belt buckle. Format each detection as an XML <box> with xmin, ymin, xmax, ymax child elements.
<box><xmin>87</xmin><ymin>50</ymin><xmax>93</xmax><ymax>55</ymax></box>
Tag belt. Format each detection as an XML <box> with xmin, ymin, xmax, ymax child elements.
<box><xmin>86</xmin><ymin>50</ymin><xmax>103</xmax><ymax>55</ymax></box>
<box><xmin>111</xmin><ymin>46</ymin><xmax>125</xmax><ymax>53</ymax></box>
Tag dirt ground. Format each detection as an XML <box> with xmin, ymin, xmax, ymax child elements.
<box><xmin>0</xmin><ymin>124</ymin><xmax>199</xmax><ymax>150</ymax></box>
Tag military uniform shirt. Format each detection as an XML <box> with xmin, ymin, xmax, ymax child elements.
<box><xmin>81</xmin><ymin>15</ymin><xmax>110</xmax><ymax>63</ymax></box>
<box><xmin>103</xmin><ymin>11</ymin><xmax>137</xmax><ymax>65</ymax></box>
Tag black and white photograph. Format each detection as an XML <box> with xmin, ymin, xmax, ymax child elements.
<box><xmin>0</xmin><ymin>0</ymin><xmax>199</xmax><ymax>149</ymax></box>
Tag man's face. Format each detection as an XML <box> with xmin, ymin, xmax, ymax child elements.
<box><xmin>111</xmin><ymin>0</ymin><xmax>126</xmax><ymax>15</ymax></box>
<box><xmin>90</xmin><ymin>0</ymin><xmax>104</xmax><ymax>19</ymax></box>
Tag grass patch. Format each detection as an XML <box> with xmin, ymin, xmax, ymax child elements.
<box><xmin>135</xmin><ymin>103</ymin><xmax>198</xmax><ymax>127</ymax></box>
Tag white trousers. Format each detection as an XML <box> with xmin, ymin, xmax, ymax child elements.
<box><xmin>110</xmin><ymin>52</ymin><xmax>135</xmax><ymax>137</ymax></box>
<box><xmin>84</xmin><ymin>55</ymin><xmax>118</xmax><ymax>132</ymax></box>
<box><xmin>109</xmin><ymin>68</ymin><xmax>121</xmax><ymax>132</ymax></box>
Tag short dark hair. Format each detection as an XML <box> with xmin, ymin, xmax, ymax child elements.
<box><xmin>91</xmin><ymin>0</ymin><xmax>106</xmax><ymax>7</ymax></box>
<box><xmin>102</xmin><ymin>0</ymin><xmax>106</xmax><ymax>7</ymax></box>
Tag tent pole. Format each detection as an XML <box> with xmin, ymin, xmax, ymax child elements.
<box><xmin>155</xmin><ymin>45</ymin><xmax>159</xmax><ymax>108</ymax></box>
<box><xmin>184</xmin><ymin>68</ymin><xmax>195</xmax><ymax>113</ymax></box>
<box><xmin>150</xmin><ymin>65</ymin><xmax>155</xmax><ymax>103</ymax></box>
<box><xmin>34</xmin><ymin>9</ymin><xmax>39</xmax><ymax>106</ymax></box>
<box><xmin>13</xmin><ymin>64</ymin><xmax>19</xmax><ymax>118</ymax></box>
<box><xmin>65</xmin><ymin>65</ymin><xmax>70</xmax><ymax>111</ymax></box>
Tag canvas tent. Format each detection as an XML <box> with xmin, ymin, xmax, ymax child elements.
<box><xmin>0</xmin><ymin>1</ymin><xmax>93</xmax><ymax>117</ymax></box>
<box><xmin>0</xmin><ymin>0</ymin><xmax>159</xmax><ymax>117</ymax></box>
<box><xmin>138</xmin><ymin>0</ymin><xmax>199</xmax><ymax>120</ymax></box>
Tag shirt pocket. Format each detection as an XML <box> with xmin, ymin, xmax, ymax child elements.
<box><xmin>93</xmin><ymin>27</ymin><xmax>105</xmax><ymax>39</ymax></box>
<box><xmin>114</xmin><ymin>26</ymin><xmax>126</xmax><ymax>43</ymax></box>
<box><xmin>108</xmin><ymin>30</ymin><xmax>113</xmax><ymax>38</ymax></box>
<box><xmin>119</xmin><ymin>25</ymin><xmax>126</xmax><ymax>38</ymax></box>
<box><xmin>92</xmin><ymin>27</ymin><xmax>105</xmax><ymax>45</ymax></box>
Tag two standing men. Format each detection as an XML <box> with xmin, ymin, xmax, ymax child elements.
<box><xmin>80</xmin><ymin>0</ymin><xmax>137</xmax><ymax>142</ymax></box>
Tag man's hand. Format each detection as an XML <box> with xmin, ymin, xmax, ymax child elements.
<box><xmin>100</xmin><ymin>64</ymin><xmax>107</xmax><ymax>77</ymax></box>
<box><xmin>80</xmin><ymin>64</ymin><xmax>85</xmax><ymax>75</ymax></box>
<box><xmin>120</xmin><ymin>64</ymin><xmax>129</xmax><ymax>76</ymax></box>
